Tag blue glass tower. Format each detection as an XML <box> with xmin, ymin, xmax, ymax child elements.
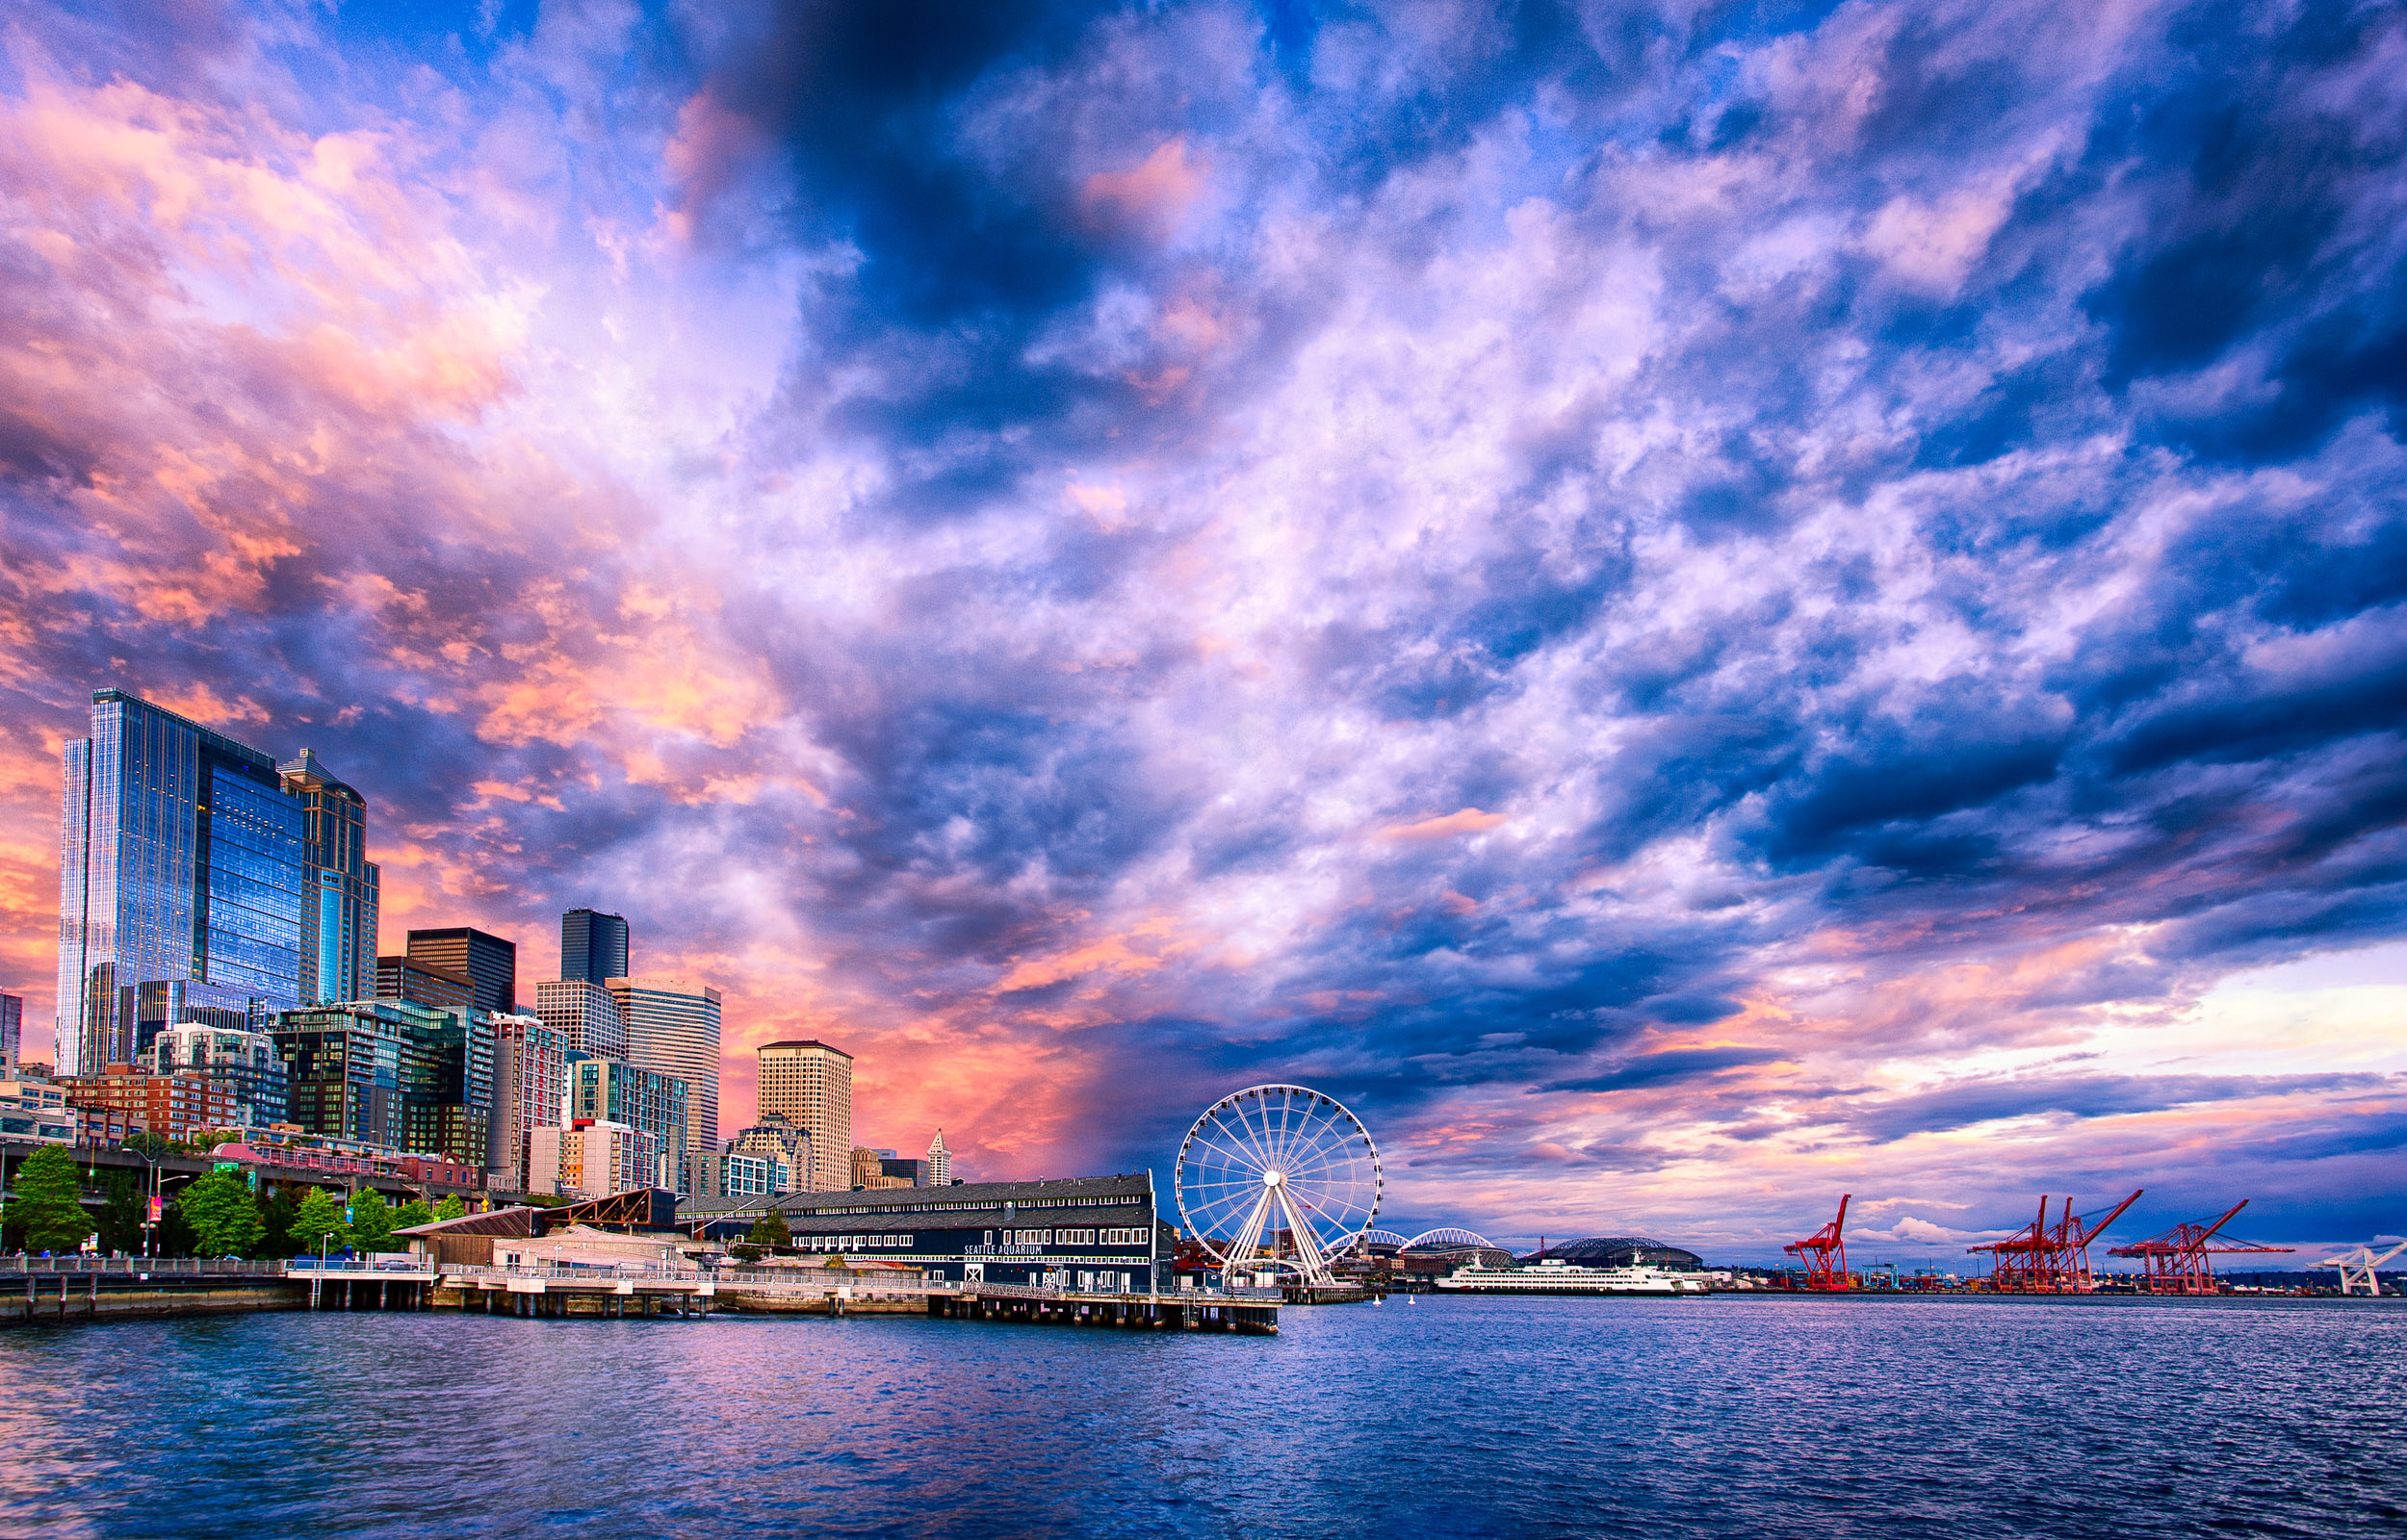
<box><xmin>55</xmin><ymin>689</ymin><xmax>305</xmax><ymax>1075</ymax></box>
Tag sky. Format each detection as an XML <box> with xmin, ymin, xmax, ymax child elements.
<box><xmin>1</xmin><ymin>0</ymin><xmax>2401</xmax><ymax>1264</ymax></box>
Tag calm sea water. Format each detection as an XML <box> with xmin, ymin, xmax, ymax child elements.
<box><xmin>0</xmin><ymin>1296</ymin><xmax>2400</xmax><ymax>1538</ymax></box>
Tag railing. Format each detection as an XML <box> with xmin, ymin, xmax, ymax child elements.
<box><xmin>0</xmin><ymin>1257</ymin><xmax>284</xmax><ymax>1277</ymax></box>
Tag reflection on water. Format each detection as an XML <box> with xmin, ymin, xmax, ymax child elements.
<box><xmin>0</xmin><ymin>1296</ymin><xmax>2400</xmax><ymax>1538</ymax></box>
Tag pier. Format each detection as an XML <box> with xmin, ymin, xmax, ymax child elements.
<box><xmin>0</xmin><ymin>1257</ymin><xmax>302</xmax><ymax>1324</ymax></box>
<box><xmin>278</xmin><ymin>1259</ymin><xmax>1280</xmax><ymax>1332</ymax></box>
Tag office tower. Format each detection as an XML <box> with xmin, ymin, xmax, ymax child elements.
<box><xmin>0</xmin><ymin>993</ymin><xmax>19</xmax><ymax>1076</ymax></box>
<box><xmin>567</xmin><ymin>1058</ymin><xmax>688</xmax><ymax>1191</ymax></box>
<box><xmin>488</xmin><ymin>1014</ymin><xmax>566</xmax><ymax>1193</ymax></box>
<box><xmin>149</xmin><ymin>1021</ymin><xmax>288</xmax><ymax>1125</ymax></box>
<box><xmin>559</xmin><ymin>908</ymin><xmax>629</xmax><ymax>985</ymax></box>
<box><xmin>757</xmin><ymin>1040</ymin><xmax>852</xmax><ymax>1192</ymax></box>
<box><xmin>880</xmin><ymin>1155</ymin><xmax>929</xmax><ymax>1185</ymax></box>
<box><xmin>375</xmin><ymin>955</ymin><xmax>475</xmax><ymax>1017</ymax></box>
<box><xmin>277</xmin><ymin>750</ymin><xmax>379</xmax><ymax>1005</ymax></box>
<box><xmin>532</xmin><ymin>978</ymin><xmax>628</xmax><ymax>1059</ymax></box>
<box><xmin>271</xmin><ymin>997</ymin><xmax>490</xmax><ymax>1163</ymax></box>
<box><xmin>926</xmin><ymin>1128</ymin><xmax>949</xmax><ymax>1187</ymax></box>
<box><xmin>608</xmin><ymin>978</ymin><xmax>720</xmax><ymax>1154</ymax></box>
<box><xmin>405</xmin><ymin>927</ymin><xmax>516</xmax><ymax>1014</ymax></box>
<box><xmin>56</xmin><ymin>688</ymin><xmax>305</xmax><ymax>1076</ymax></box>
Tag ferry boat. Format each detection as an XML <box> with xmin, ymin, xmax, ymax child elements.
<box><xmin>1436</xmin><ymin>1257</ymin><xmax>1710</xmax><ymax>1296</ymax></box>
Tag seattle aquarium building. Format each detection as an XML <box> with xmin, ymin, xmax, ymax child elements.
<box><xmin>685</xmin><ymin>1172</ymin><xmax>1174</xmax><ymax>1292</ymax></box>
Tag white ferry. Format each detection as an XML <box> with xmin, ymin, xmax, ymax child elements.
<box><xmin>1436</xmin><ymin>1257</ymin><xmax>1710</xmax><ymax>1296</ymax></box>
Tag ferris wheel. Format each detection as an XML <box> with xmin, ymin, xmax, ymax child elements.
<box><xmin>1176</xmin><ymin>1084</ymin><xmax>1383</xmax><ymax>1286</ymax></box>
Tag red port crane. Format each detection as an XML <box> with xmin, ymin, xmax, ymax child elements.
<box><xmin>1970</xmin><ymin>1190</ymin><xmax>2143</xmax><ymax>1293</ymax></box>
<box><xmin>1785</xmin><ymin>1194</ymin><xmax>1851</xmax><ymax>1290</ymax></box>
<box><xmin>2107</xmin><ymin>1199</ymin><xmax>2293</xmax><ymax>1295</ymax></box>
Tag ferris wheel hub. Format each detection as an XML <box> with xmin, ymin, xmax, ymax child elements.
<box><xmin>1263</xmin><ymin>1169</ymin><xmax>1283</xmax><ymax>1187</ymax></box>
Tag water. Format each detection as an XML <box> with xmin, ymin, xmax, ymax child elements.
<box><xmin>0</xmin><ymin>1296</ymin><xmax>2401</xmax><ymax>1538</ymax></box>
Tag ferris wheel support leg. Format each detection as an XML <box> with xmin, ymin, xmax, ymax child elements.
<box><xmin>1224</xmin><ymin>1189</ymin><xmax>1276</xmax><ymax>1279</ymax></box>
<box><xmin>1274</xmin><ymin>1183</ymin><xmax>1333</xmax><ymax>1287</ymax></box>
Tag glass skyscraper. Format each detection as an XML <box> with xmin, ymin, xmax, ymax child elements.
<box><xmin>607</xmin><ymin>978</ymin><xmax>721</xmax><ymax>1156</ymax></box>
<box><xmin>405</xmin><ymin>927</ymin><xmax>517</xmax><ymax>1014</ymax></box>
<box><xmin>559</xmin><ymin>908</ymin><xmax>630</xmax><ymax>984</ymax></box>
<box><xmin>278</xmin><ymin>749</ymin><xmax>379</xmax><ymax>1006</ymax></box>
<box><xmin>56</xmin><ymin>689</ymin><xmax>304</xmax><ymax>1076</ymax></box>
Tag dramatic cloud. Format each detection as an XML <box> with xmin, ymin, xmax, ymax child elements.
<box><xmin>3</xmin><ymin>0</ymin><xmax>2402</xmax><ymax>1258</ymax></box>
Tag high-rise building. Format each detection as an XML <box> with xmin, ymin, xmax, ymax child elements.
<box><xmin>56</xmin><ymin>689</ymin><xmax>305</xmax><ymax>1076</ymax></box>
<box><xmin>375</xmin><ymin>955</ymin><xmax>475</xmax><ymax>1018</ymax></box>
<box><xmin>757</xmin><ymin>1040</ymin><xmax>852</xmax><ymax>1192</ymax></box>
<box><xmin>404</xmin><ymin>927</ymin><xmax>516</xmax><ymax>1015</ymax></box>
<box><xmin>567</xmin><ymin>1058</ymin><xmax>687</xmax><ymax>1192</ymax></box>
<box><xmin>488</xmin><ymin>1014</ymin><xmax>565</xmax><ymax>1194</ymax></box>
<box><xmin>559</xmin><ymin>909</ymin><xmax>629</xmax><ymax>985</ymax></box>
<box><xmin>270</xmin><ymin>997</ymin><xmax>490</xmax><ymax>1164</ymax></box>
<box><xmin>1</xmin><ymin>993</ymin><xmax>21</xmax><ymax>1077</ymax></box>
<box><xmin>277</xmin><ymin>750</ymin><xmax>379</xmax><ymax>1006</ymax></box>
<box><xmin>608</xmin><ymin>977</ymin><xmax>721</xmax><ymax>1155</ymax></box>
<box><xmin>926</xmin><ymin>1128</ymin><xmax>950</xmax><ymax>1187</ymax></box>
<box><xmin>531</xmin><ymin>978</ymin><xmax>628</xmax><ymax>1060</ymax></box>
<box><xmin>149</xmin><ymin>1021</ymin><xmax>287</xmax><ymax>1125</ymax></box>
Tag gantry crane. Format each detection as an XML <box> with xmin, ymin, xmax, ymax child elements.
<box><xmin>2107</xmin><ymin>1199</ymin><xmax>2292</xmax><ymax>1295</ymax></box>
<box><xmin>1971</xmin><ymin>1190</ymin><xmax>2142</xmax><ymax>1292</ymax></box>
<box><xmin>1785</xmin><ymin>1194</ymin><xmax>1851</xmax><ymax>1290</ymax></box>
<box><xmin>2319</xmin><ymin>1238</ymin><xmax>2406</xmax><ymax>1296</ymax></box>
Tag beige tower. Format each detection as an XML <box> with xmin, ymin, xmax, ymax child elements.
<box><xmin>757</xmin><ymin>1040</ymin><xmax>853</xmax><ymax>1192</ymax></box>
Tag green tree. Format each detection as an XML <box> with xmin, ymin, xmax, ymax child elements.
<box><xmin>257</xmin><ymin>1188</ymin><xmax>300</xmax><ymax>1259</ymax></box>
<box><xmin>178</xmin><ymin>1168</ymin><xmax>265</xmax><ymax>1258</ymax></box>
<box><xmin>348</xmin><ymin>1192</ymin><xmax>397</xmax><ymax>1254</ymax></box>
<box><xmin>291</xmin><ymin>1188</ymin><xmax>349</xmax><ymax>1254</ymax></box>
<box><xmin>747</xmin><ymin>1208</ymin><xmax>792</xmax><ymax>1249</ymax></box>
<box><xmin>393</xmin><ymin>1198</ymin><xmax>435</xmax><ymax>1233</ymax></box>
<box><xmin>432</xmin><ymin>1194</ymin><xmax>467</xmax><ymax>1221</ymax></box>
<box><xmin>97</xmin><ymin>1172</ymin><xmax>145</xmax><ymax>1255</ymax></box>
<box><xmin>12</xmin><ymin>1147</ymin><xmax>92</xmax><ymax>1254</ymax></box>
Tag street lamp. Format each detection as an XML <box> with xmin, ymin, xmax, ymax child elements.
<box><xmin>121</xmin><ymin>1131</ymin><xmax>170</xmax><ymax>1259</ymax></box>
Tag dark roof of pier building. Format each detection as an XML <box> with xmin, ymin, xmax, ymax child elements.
<box><xmin>680</xmin><ymin>1173</ymin><xmax>1156</xmax><ymax>1228</ymax></box>
<box><xmin>1525</xmin><ymin>1237</ymin><xmax>1706</xmax><ymax>1270</ymax></box>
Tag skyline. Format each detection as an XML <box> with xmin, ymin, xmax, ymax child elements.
<box><xmin>1</xmin><ymin>1</ymin><xmax>2403</xmax><ymax>1260</ymax></box>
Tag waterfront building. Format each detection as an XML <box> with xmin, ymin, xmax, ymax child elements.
<box><xmin>926</xmin><ymin>1128</ymin><xmax>949</xmax><ymax>1187</ymax></box>
<box><xmin>56</xmin><ymin>688</ymin><xmax>305</xmax><ymax>1077</ymax></box>
<box><xmin>756</xmin><ymin>1039</ymin><xmax>850</xmax><ymax>1191</ymax></box>
<box><xmin>405</xmin><ymin>927</ymin><xmax>517</xmax><ymax>1015</ymax></box>
<box><xmin>567</xmin><ymin>1058</ymin><xmax>688</xmax><ymax>1192</ymax></box>
<box><xmin>149</xmin><ymin>1021</ymin><xmax>289</xmax><ymax>1125</ymax></box>
<box><xmin>726</xmin><ymin>1114</ymin><xmax>811</xmax><ymax>1191</ymax></box>
<box><xmin>559</xmin><ymin>909</ymin><xmax>629</xmax><ymax>985</ymax></box>
<box><xmin>276</xmin><ymin>750</ymin><xmax>379</xmax><ymax>1006</ymax></box>
<box><xmin>59</xmin><ymin>1065</ymin><xmax>241</xmax><ymax>1142</ymax></box>
<box><xmin>375</xmin><ymin>955</ymin><xmax>475</xmax><ymax>1018</ymax></box>
<box><xmin>271</xmin><ymin>997</ymin><xmax>492</xmax><ymax>1165</ymax></box>
<box><xmin>0</xmin><ymin>992</ymin><xmax>18</xmax><ymax>1076</ymax></box>
<box><xmin>529</xmin><ymin>1118</ymin><xmax>659</xmax><ymax>1199</ymax></box>
<box><xmin>0</xmin><ymin>1078</ymin><xmax>76</xmax><ymax>1144</ymax></box>
<box><xmin>607</xmin><ymin>978</ymin><xmax>721</xmax><ymax>1155</ymax></box>
<box><xmin>531</xmin><ymin>978</ymin><xmax>627</xmax><ymax>1060</ymax></box>
<box><xmin>686</xmin><ymin>1149</ymin><xmax>781</xmax><ymax>1202</ymax></box>
<box><xmin>487</xmin><ymin>1014</ymin><xmax>565</xmax><ymax>1194</ymax></box>
<box><xmin>682</xmin><ymin>1173</ymin><xmax>1170</xmax><ymax>1291</ymax></box>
